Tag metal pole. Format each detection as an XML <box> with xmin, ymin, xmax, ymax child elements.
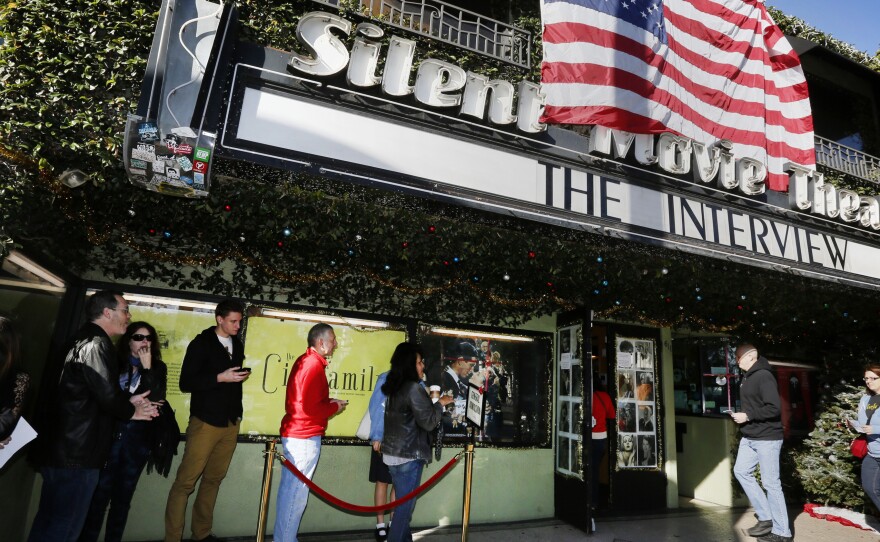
<box><xmin>256</xmin><ymin>439</ymin><xmax>276</xmax><ymax>542</ymax></box>
<box><xmin>460</xmin><ymin>428</ymin><xmax>476</xmax><ymax>542</ymax></box>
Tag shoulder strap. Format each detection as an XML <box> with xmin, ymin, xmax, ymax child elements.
<box><xmin>867</xmin><ymin>396</ymin><xmax>879</xmax><ymax>423</ymax></box>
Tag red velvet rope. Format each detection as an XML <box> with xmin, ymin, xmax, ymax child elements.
<box><xmin>278</xmin><ymin>453</ymin><xmax>461</xmax><ymax>513</ymax></box>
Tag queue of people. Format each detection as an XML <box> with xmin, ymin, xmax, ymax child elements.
<box><xmin>11</xmin><ymin>290</ymin><xmax>880</xmax><ymax>542</ymax></box>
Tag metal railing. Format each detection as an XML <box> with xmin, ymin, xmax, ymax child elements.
<box><xmin>815</xmin><ymin>135</ymin><xmax>880</xmax><ymax>185</ymax></box>
<box><xmin>313</xmin><ymin>0</ymin><xmax>531</xmax><ymax>69</ymax></box>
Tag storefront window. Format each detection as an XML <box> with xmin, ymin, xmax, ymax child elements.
<box><xmin>672</xmin><ymin>337</ymin><xmax>740</xmax><ymax>416</ymax></box>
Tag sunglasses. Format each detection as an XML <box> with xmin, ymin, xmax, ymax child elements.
<box><xmin>131</xmin><ymin>333</ymin><xmax>152</xmax><ymax>341</ymax></box>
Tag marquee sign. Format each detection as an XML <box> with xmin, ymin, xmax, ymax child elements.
<box><xmin>220</xmin><ymin>72</ymin><xmax>880</xmax><ymax>287</ymax></box>
<box><xmin>127</xmin><ymin>0</ymin><xmax>880</xmax><ymax>290</ymax></box>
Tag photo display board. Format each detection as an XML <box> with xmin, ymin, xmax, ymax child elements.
<box><xmin>615</xmin><ymin>337</ymin><xmax>658</xmax><ymax>469</ymax></box>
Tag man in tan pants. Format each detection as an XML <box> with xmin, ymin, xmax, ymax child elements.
<box><xmin>165</xmin><ymin>299</ymin><xmax>250</xmax><ymax>542</ymax></box>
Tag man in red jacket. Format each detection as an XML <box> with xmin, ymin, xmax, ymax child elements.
<box><xmin>274</xmin><ymin>323</ymin><xmax>348</xmax><ymax>542</ymax></box>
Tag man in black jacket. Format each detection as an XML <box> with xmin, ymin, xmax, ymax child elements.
<box><xmin>164</xmin><ymin>298</ymin><xmax>250</xmax><ymax>542</ymax></box>
<box><xmin>730</xmin><ymin>344</ymin><xmax>792</xmax><ymax>542</ymax></box>
<box><xmin>28</xmin><ymin>290</ymin><xmax>158</xmax><ymax>542</ymax></box>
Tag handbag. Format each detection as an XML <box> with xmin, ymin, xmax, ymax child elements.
<box><xmin>851</xmin><ymin>435</ymin><xmax>869</xmax><ymax>459</ymax></box>
<box><xmin>851</xmin><ymin>401</ymin><xmax>877</xmax><ymax>459</ymax></box>
<box><xmin>356</xmin><ymin>409</ymin><xmax>371</xmax><ymax>440</ymax></box>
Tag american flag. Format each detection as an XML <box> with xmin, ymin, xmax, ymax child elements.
<box><xmin>540</xmin><ymin>0</ymin><xmax>815</xmax><ymax>192</ymax></box>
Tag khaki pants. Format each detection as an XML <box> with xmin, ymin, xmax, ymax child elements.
<box><xmin>164</xmin><ymin>417</ymin><xmax>238</xmax><ymax>541</ymax></box>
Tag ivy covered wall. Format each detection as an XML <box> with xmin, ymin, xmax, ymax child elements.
<box><xmin>2</xmin><ymin>0</ymin><xmax>880</xmax><ymax>354</ymax></box>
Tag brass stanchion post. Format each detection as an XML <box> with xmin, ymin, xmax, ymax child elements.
<box><xmin>460</xmin><ymin>427</ymin><xmax>476</xmax><ymax>542</ymax></box>
<box><xmin>256</xmin><ymin>439</ymin><xmax>276</xmax><ymax>542</ymax></box>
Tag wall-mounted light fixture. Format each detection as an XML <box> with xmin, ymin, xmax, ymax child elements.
<box><xmin>261</xmin><ymin>309</ymin><xmax>390</xmax><ymax>329</ymax></box>
<box><xmin>58</xmin><ymin>169</ymin><xmax>90</xmax><ymax>188</ymax></box>
<box><xmin>429</xmin><ymin>327</ymin><xmax>535</xmax><ymax>342</ymax></box>
<box><xmin>1</xmin><ymin>250</ymin><xmax>66</xmax><ymax>288</ymax></box>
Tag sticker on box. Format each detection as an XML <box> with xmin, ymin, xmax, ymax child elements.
<box><xmin>138</xmin><ymin>122</ymin><xmax>159</xmax><ymax>142</ymax></box>
<box><xmin>176</xmin><ymin>155</ymin><xmax>193</xmax><ymax>171</ymax></box>
<box><xmin>132</xmin><ymin>143</ymin><xmax>156</xmax><ymax>162</ymax></box>
<box><xmin>193</xmin><ymin>160</ymin><xmax>208</xmax><ymax>174</ymax></box>
<box><xmin>194</xmin><ymin>147</ymin><xmax>211</xmax><ymax>161</ymax></box>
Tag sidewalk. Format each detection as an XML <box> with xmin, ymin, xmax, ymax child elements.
<box><xmin>295</xmin><ymin>499</ymin><xmax>879</xmax><ymax>542</ymax></box>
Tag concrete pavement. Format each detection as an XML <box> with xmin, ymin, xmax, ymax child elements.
<box><xmin>292</xmin><ymin>499</ymin><xmax>880</xmax><ymax>542</ymax></box>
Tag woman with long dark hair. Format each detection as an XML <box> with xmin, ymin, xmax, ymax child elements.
<box><xmin>79</xmin><ymin>321</ymin><xmax>167</xmax><ymax>542</ymax></box>
<box><xmin>0</xmin><ymin>316</ymin><xmax>29</xmax><ymax>448</ymax></box>
<box><xmin>381</xmin><ymin>343</ymin><xmax>453</xmax><ymax>542</ymax></box>
<box><xmin>857</xmin><ymin>362</ymin><xmax>880</xmax><ymax>511</ymax></box>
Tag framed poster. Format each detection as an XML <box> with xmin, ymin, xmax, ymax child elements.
<box><xmin>128</xmin><ymin>294</ymin><xmax>407</xmax><ymax>437</ymax></box>
<box><xmin>419</xmin><ymin>323</ymin><xmax>551</xmax><ymax>446</ymax></box>
<box><xmin>615</xmin><ymin>337</ymin><xmax>658</xmax><ymax>469</ymax></box>
<box><xmin>240</xmin><ymin>313</ymin><xmax>406</xmax><ymax>437</ymax></box>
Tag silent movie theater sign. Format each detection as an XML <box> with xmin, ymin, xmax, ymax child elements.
<box><xmin>125</xmin><ymin>0</ymin><xmax>880</xmax><ymax>289</ymax></box>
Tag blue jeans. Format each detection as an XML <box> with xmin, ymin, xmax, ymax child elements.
<box><xmin>28</xmin><ymin>467</ymin><xmax>101</xmax><ymax>542</ymax></box>
<box><xmin>79</xmin><ymin>422</ymin><xmax>152</xmax><ymax>542</ymax></box>
<box><xmin>861</xmin><ymin>454</ymin><xmax>880</xmax><ymax>511</ymax></box>
<box><xmin>274</xmin><ymin>436</ymin><xmax>321</xmax><ymax>542</ymax></box>
<box><xmin>733</xmin><ymin>438</ymin><xmax>791</xmax><ymax>537</ymax></box>
<box><xmin>388</xmin><ymin>460</ymin><xmax>425</xmax><ymax>542</ymax></box>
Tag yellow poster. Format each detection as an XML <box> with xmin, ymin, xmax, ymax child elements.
<box><xmin>240</xmin><ymin>317</ymin><xmax>407</xmax><ymax>437</ymax></box>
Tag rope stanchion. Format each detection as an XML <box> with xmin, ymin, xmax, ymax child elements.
<box><xmin>277</xmin><ymin>451</ymin><xmax>462</xmax><ymax>513</ymax></box>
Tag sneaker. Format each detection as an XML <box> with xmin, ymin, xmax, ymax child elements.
<box><xmin>757</xmin><ymin>533</ymin><xmax>793</xmax><ymax>542</ymax></box>
<box><xmin>374</xmin><ymin>526</ymin><xmax>388</xmax><ymax>542</ymax></box>
<box><xmin>746</xmin><ymin>519</ymin><xmax>773</xmax><ymax>537</ymax></box>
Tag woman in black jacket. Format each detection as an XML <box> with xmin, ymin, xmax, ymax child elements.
<box><xmin>79</xmin><ymin>322</ymin><xmax>167</xmax><ymax>542</ymax></box>
<box><xmin>381</xmin><ymin>343</ymin><xmax>453</xmax><ymax>542</ymax></box>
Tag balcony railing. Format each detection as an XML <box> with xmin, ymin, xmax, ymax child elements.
<box><xmin>312</xmin><ymin>0</ymin><xmax>532</xmax><ymax>69</ymax></box>
<box><xmin>815</xmin><ymin>135</ymin><xmax>880</xmax><ymax>185</ymax></box>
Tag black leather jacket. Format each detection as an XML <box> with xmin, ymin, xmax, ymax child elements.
<box><xmin>47</xmin><ymin>323</ymin><xmax>135</xmax><ymax>468</ymax></box>
<box><xmin>382</xmin><ymin>381</ymin><xmax>443</xmax><ymax>463</ymax></box>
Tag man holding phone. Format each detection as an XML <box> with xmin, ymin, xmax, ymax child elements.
<box><xmin>165</xmin><ymin>299</ymin><xmax>250</xmax><ymax>542</ymax></box>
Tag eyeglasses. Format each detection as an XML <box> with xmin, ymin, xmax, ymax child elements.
<box><xmin>115</xmin><ymin>307</ymin><xmax>131</xmax><ymax>315</ymax></box>
<box><xmin>131</xmin><ymin>334</ymin><xmax>152</xmax><ymax>341</ymax></box>
<box><xmin>865</xmin><ymin>376</ymin><xmax>880</xmax><ymax>383</ymax></box>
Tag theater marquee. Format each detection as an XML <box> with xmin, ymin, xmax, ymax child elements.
<box><xmin>128</xmin><ymin>0</ymin><xmax>880</xmax><ymax>290</ymax></box>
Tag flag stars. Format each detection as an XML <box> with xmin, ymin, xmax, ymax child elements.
<box><xmin>641</xmin><ymin>10</ymin><xmax>648</xmax><ymax>18</ymax></box>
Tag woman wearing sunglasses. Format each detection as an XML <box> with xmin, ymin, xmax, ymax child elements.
<box><xmin>80</xmin><ymin>322</ymin><xmax>167</xmax><ymax>542</ymax></box>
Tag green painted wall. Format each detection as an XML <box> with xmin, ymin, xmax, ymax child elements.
<box><xmin>93</xmin><ymin>442</ymin><xmax>553</xmax><ymax>539</ymax></box>
<box><xmin>675</xmin><ymin>415</ymin><xmax>747</xmax><ymax>507</ymax></box>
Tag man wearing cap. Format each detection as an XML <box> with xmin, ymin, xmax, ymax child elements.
<box><xmin>730</xmin><ymin>344</ymin><xmax>792</xmax><ymax>542</ymax></box>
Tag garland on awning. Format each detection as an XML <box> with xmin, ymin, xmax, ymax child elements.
<box><xmin>2</xmin><ymin>0</ymin><xmax>880</xmax><ymax>353</ymax></box>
